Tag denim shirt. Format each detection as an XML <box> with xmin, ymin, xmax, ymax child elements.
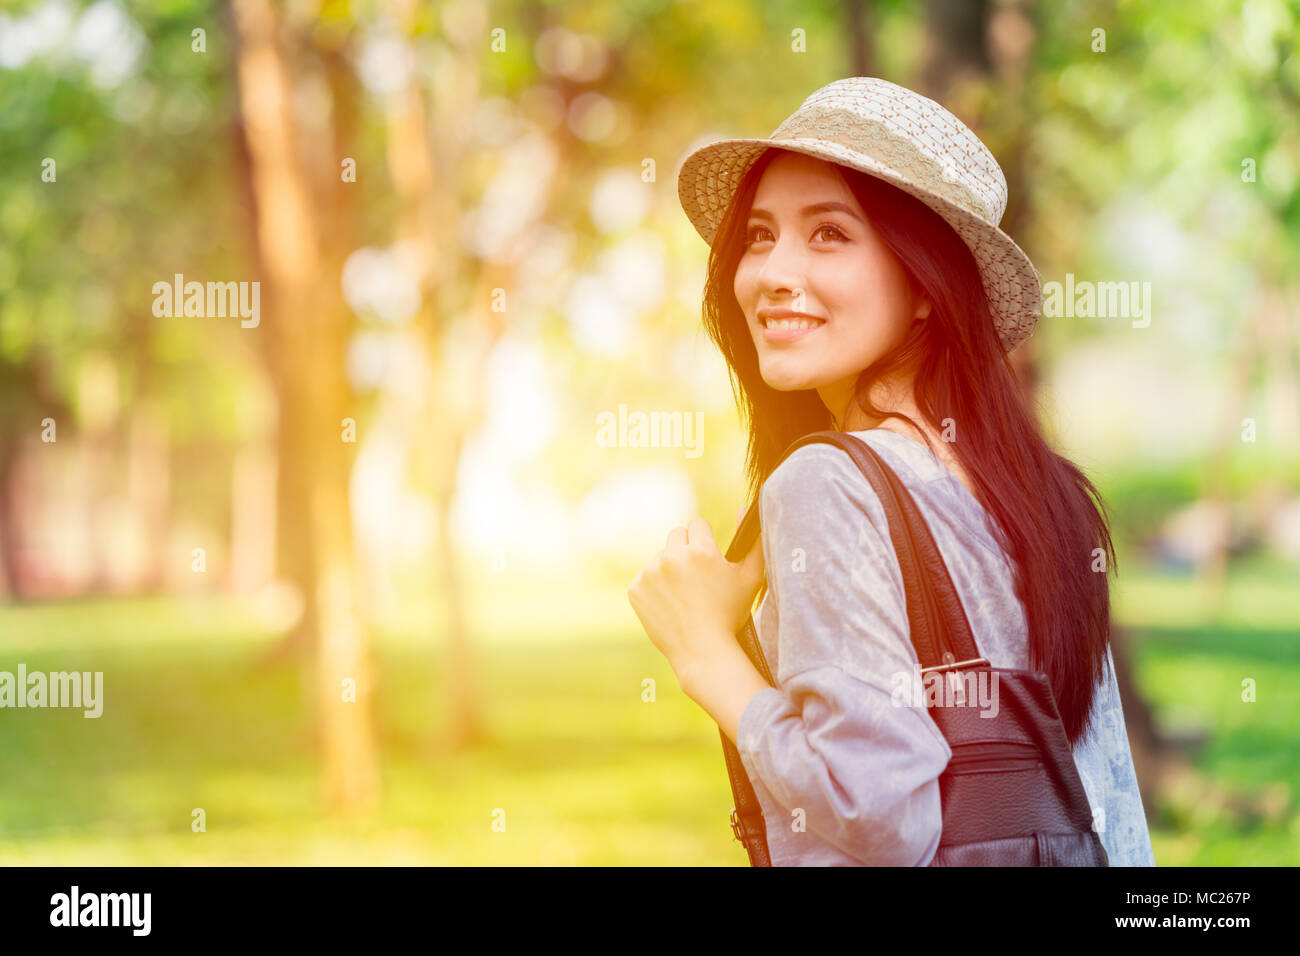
<box><xmin>736</xmin><ymin>428</ymin><xmax>1157</xmax><ymax>866</ymax></box>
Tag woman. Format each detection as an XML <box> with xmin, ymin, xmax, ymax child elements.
<box><xmin>627</xmin><ymin>77</ymin><xmax>1155</xmax><ymax>866</ymax></box>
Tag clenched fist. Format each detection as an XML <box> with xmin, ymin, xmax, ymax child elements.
<box><xmin>628</xmin><ymin>516</ymin><xmax>765</xmax><ymax>682</ymax></box>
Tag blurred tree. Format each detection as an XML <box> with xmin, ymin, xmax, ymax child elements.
<box><xmin>843</xmin><ymin>0</ymin><xmax>877</xmax><ymax>76</ymax></box>
<box><xmin>230</xmin><ymin>0</ymin><xmax>380</xmax><ymax>812</ymax></box>
<box><xmin>375</xmin><ymin>0</ymin><xmax>503</xmax><ymax>749</ymax></box>
<box><xmin>0</xmin><ymin>0</ymin><xmax>245</xmax><ymax>599</ymax></box>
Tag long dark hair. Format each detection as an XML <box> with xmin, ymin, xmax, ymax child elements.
<box><xmin>702</xmin><ymin>146</ymin><xmax>1114</xmax><ymax>746</ymax></box>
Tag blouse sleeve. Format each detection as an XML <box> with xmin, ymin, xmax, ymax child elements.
<box><xmin>735</xmin><ymin>443</ymin><xmax>954</xmax><ymax>866</ymax></box>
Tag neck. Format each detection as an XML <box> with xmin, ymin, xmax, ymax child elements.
<box><xmin>831</xmin><ymin>377</ymin><xmax>918</xmax><ymax>434</ymax></box>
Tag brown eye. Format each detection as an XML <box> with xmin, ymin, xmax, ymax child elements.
<box><xmin>745</xmin><ymin>225</ymin><xmax>772</xmax><ymax>245</ymax></box>
<box><xmin>814</xmin><ymin>224</ymin><xmax>846</xmax><ymax>242</ymax></box>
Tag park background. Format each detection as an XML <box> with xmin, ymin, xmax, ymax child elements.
<box><xmin>1</xmin><ymin>0</ymin><xmax>1298</xmax><ymax>864</ymax></box>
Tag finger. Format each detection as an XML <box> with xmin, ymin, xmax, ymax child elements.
<box><xmin>686</xmin><ymin>517</ymin><xmax>718</xmax><ymax>553</ymax></box>
<box><xmin>665</xmin><ymin>526</ymin><xmax>687</xmax><ymax>552</ymax></box>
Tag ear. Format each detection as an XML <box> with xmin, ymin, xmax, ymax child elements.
<box><xmin>913</xmin><ymin>294</ymin><xmax>933</xmax><ymax>320</ymax></box>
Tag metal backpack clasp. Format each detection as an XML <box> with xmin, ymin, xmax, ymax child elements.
<box><xmin>921</xmin><ymin>653</ymin><xmax>991</xmax><ymax>707</ymax></box>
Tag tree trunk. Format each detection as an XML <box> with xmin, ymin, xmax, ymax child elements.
<box><xmin>231</xmin><ymin>0</ymin><xmax>380</xmax><ymax>813</ymax></box>
<box><xmin>126</xmin><ymin>403</ymin><xmax>170</xmax><ymax>593</ymax></box>
<box><xmin>379</xmin><ymin>5</ymin><xmax>500</xmax><ymax>749</ymax></box>
<box><xmin>841</xmin><ymin>0</ymin><xmax>875</xmax><ymax>77</ymax></box>
<box><xmin>230</xmin><ymin>437</ymin><xmax>276</xmax><ymax>596</ymax></box>
<box><xmin>0</xmin><ymin>434</ymin><xmax>20</xmax><ymax>600</ymax></box>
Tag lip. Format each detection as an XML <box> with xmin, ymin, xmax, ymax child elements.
<box><xmin>757</xmin><ymin>308</ymin><xmax>827</xmax><ymax>343</ymax></box>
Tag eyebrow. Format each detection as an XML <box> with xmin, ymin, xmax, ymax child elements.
<box><xmin>747</xmin><ymin>201</ymin><xmax>865</xmax><ymax>223</ymax></box>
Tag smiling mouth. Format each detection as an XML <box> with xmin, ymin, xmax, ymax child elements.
<box><xmin>762</xmin><ymin>316</ymin><xmax>826</xmax><ymax>330</ymax></box>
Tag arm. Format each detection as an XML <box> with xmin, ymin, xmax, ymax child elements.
<box><xmin>679</xmin><ymin>642</ymin><xmax>771</xmax><ymax>748</ymax></box>
<box><xmin>732</xmin><ymin>443</ymin><xmax>953</xmax><ymax>866</ymax></box>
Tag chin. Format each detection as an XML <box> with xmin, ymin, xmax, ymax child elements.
<box><xmin>758</xmin><ymin>367</ymin><xmax>826</xmax><ymax>392</ymax></box>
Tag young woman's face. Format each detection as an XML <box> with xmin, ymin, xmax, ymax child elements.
<box><xmin>732</xmin><ymin>150</ymin><xmax>930</xmax><ymax>423</ymax></box>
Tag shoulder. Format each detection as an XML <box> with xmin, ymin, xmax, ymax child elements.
<box><xmin>763</xmin><ymin>441</ymin><xmax>876</xmax><ymax>506</ymax></box>
<box><xmin>757</xmin><ymin>442</ymin><xmax>915</xmax><ymax>688</ymax></box>
<box><xmin>760</xmin><ymin>441</ymin><xmax>891</xmax><ymax>546</ymax></box>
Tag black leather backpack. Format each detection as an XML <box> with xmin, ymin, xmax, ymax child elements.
<box><xmin>720</xmin><ymin>430</ymin><xmax>1108</xmax><ymax>866</ymax></box>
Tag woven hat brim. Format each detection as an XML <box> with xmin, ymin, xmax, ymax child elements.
<box><xmin>677</xmin><ymin>137</ymin><xmax>1042</xmax><ymax>353</ymax></box>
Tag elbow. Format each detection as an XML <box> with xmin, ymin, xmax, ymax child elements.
<box><xmin>835</xmin><ymin>782</ymin><xmax>943</xmax><ymax>867</ymax></box>
<box><xmin>852</xmin><ymin>822</ymin><xmax>941</xmax><ymax>867</ymax></box>
<box><xmin>905</xmin><ymin>823</ymin><xmax>943</xmax><ymax>867</ymax></box>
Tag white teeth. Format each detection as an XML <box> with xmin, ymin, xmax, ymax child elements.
<box><xmin>765</xmin><ymin>317</ymin><xmax>824</xmax><ymax>330</ymax></box>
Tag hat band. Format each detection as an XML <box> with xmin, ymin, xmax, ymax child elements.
<box><xmin>768</xmin><ymin>105</ymin><xmax>1000</xmax><ymax>224</ymax></box>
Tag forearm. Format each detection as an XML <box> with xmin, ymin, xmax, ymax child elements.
<box><xmin>677</xmin><ymin>639</ymin><xmax>771</xmax><ymax>747</ymax></box>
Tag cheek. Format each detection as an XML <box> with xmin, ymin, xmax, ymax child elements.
<box><xmin>732</xmin><ymin>262</ymin><xmax>754</xmax><ymax>306</ymax></box>
<box><xmin>827</xmin><ymin>256</ymin><xmax>909</xmax><ymax>326</ymax></box>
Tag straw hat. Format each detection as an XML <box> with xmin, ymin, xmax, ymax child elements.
<box><xmin>676</xmin><ymin>76</ymin><xmax>1042</xmax><ymax>353</ymax></box>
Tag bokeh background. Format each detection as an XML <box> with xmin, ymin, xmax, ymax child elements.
<box><xmin>1</xmin><ymin>0</ymin><xmax>1298</xmax><ymax>865</ymax></box>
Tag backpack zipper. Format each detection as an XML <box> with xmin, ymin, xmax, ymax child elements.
<box><xmin>946</xmin><ymin>741</ymin><xmax>1042</xmax><ymax>773</ymax></box>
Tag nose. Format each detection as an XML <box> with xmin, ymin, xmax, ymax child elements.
<box><xmin>753</xmin><ymin>230</ymin><xmax>807</xmax><ymax>303</ymax></box>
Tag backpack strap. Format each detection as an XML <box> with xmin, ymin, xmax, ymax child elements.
<box><xmin>719</xmin><ymin>429</ymin><xmax>987</xmax><ymax>864</ymax></box>
<box><xmin>784</xmin><ymin>430</ymin><xmax>984</xmax><ymax>669</ymax></box>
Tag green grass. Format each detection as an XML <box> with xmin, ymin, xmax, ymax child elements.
<box><xmin>1112</xmin><ymin>556</ymin><xmax>1300</xmax><ymax>865</ymax></box>
<box><xmin>0</xmin><ymin>577</ymin><xmax>737</xmax><ymax>865</ymax></box>
<box><xmin>0</xmin><ymin>560</ymin><xmax>1296</xmax><ymax>865</ymax></box>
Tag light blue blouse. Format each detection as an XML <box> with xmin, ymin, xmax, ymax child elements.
<box><xmin>736</xmin><ymin>428</ymin><xmax>1157</xmax><ymax>866</ymax></box>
